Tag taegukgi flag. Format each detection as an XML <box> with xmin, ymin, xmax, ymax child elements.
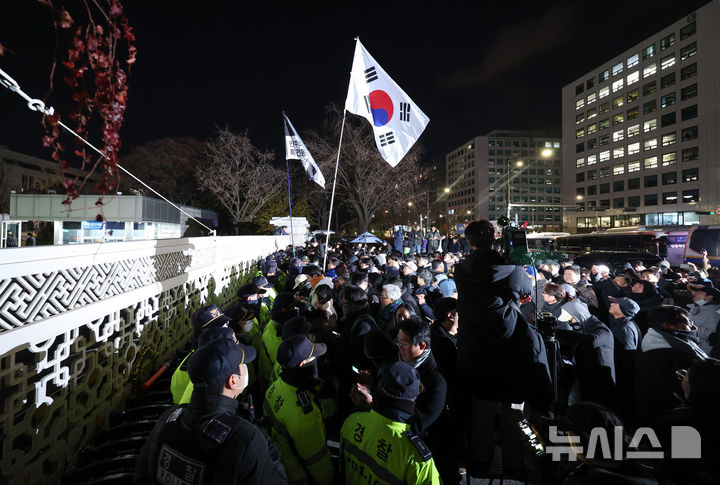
<box><xmin>345</xmin><ymin>38</ymin><xmax>430</xmax><ymax>167</ymax></box>
<box><xmin>284</xmin><ymin>112</ymin><xmax>325</xmax><ymax>188</ymax></box>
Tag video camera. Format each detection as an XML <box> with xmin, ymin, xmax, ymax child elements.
<box><xmin>536</xmin><ymin>311</ymin><xmax>558</xmax><ymax>340</ymax></box>
<box><xmin>496</xmin><ymin>216</ymin><xmax>530</xmax><ymax>264</ymax></box>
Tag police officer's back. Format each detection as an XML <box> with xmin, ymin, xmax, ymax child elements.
<box><xmin>340</xmin><ymin>361</ymin><xmax>441</xmax><ymax>485</ymax></box>
<box><xmin>263</xmin><ymin>334</ymin><xmax>335</xmax><ymax>485</ymax></box>
<box><xmin>170</xmin><ymin>305</ymin><xmax>233</xmax><ymax>405</ymax></box>
<box><xmin>135</xmin><ymin>330</ymin><xmax>287</xmax><ymax>484</ymax></box>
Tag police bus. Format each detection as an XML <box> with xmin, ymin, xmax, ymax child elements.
<box><xmin>684</xmin><ymin>225</ymin><xmax>720</xmax><ymax>266</ymax></box>
<box><xmin>555</xmin><ymin>226</ymin><xmax>690</xmax><ymax>267</ymax></box>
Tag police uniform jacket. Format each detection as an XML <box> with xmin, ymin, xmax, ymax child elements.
<box><xmin>340</xmin><ymin>408</ymin><xmax>441</xmax><ymax>485</ymax></box>
<box><xmin>135</xmin><ymin>392</ymin><xmax>287</xmax><ymax>485</ymax></box>
<box><xmin>263</xmin><ymin>371</ymin><xmax>334</xmax><ymax>485</ymax></box>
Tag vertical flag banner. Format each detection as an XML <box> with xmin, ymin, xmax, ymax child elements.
<box><xmin>284</xmin><ymin>112</ymin><xmax>325</xmax><ymax>188</ymax></box>
<box><xmin>345</xmin><ymin>39</ymin><xmax>430</xmax><ymax>167</ymax></box>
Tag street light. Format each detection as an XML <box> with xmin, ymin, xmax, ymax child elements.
<box><xmin>443</xmin><ymin>187</ymin><xmax>450</xmax><ymax>194</ymax></box>
<box><xmin>506</xmin><ymin>149</ymin><xmax>554</xmax><ymax>220</ymax></box>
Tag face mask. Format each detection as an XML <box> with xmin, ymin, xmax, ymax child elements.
<box><xmin>242</xmin><ymin>320</ymin><xmax>254</xmax><ymax>333</ymax></box>
<box><xmin>238</xmin><ymin>364</ymin><xmax>249</xmax><ymax>389</ymax></box>
<box><xmin>694</xmin><ymin>299</ymin><xmax>707</xmax><ymax>307</ymax></box>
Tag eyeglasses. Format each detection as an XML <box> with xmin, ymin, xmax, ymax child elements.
<box><xmin>675</xmin><ymin>369</ymin><xmax>688</xmax><ymax>381</ymax></box>
<box><xmin>395</xmin><ymin>339</ymin><xmax>411</xmax><ymax>349</ymax></box>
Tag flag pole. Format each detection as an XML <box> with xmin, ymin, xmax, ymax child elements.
<box><xmin>285</xmin><ymin>157</ymin><xmax>296</xmax><ymax>257</ymax></box>
<box><xmin>322</xmin><ymin>109</ymin><xmax>347</xmax><ymax>271</ymax></box>
<box><xmin>282</xmin><ymin>112</ymin><xmax>296</xmax><ymax>257</ymax></box>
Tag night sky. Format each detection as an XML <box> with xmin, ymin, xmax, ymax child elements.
<box><xmin>0</xmin><ymin>0</ymin><xmax>711</xmax><ymax>165</ymax></box>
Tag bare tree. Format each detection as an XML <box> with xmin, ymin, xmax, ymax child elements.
<box><xmin>0</xmin><ymin>165</ymin><xmax>10</xmax><ymax>214</ymax></box>
<box><xmin>306</xmin><ymin>105</ymin><xmax>425</xmax><ymax>234</ymax></box>
<box><xmin>121</xmin><ymin>138</ymin><xmax>207</xmax><ymax>205</ymax></box>
<box><xmin>198</xmin><ymin>129</ymin><xmax>284</xmax><ymax>234</ymax></box>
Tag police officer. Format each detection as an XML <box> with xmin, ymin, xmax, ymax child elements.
<box><xmin>135</xmin><ymin>332</ymin><xmax>287</xmax><ymax>484</ymax></box>
<box><xmin>263</xmin><ymin>334</ymin><xmax>335</xmax><ymax>485</ymax></box>
<box><xmin>340</xmin><ymin>361</ymin><xmax>441</xmax><ymax>484</ymax></box>
<box><xmin>258</xmin><ymin>293</ymin><xmax>298</xmax><ymax>392</ymax></box>
<box><xmin>170</xmin><ymin>305</ymin><xmax>233</xmax><ymax>404</ymax></box>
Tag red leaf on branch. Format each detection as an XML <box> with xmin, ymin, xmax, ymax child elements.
<box><xmin>95</xmin><ymin>214</ymin><xmax>104</xmax><ymax>222</ymax></box>
<box><xmin>58</xmin><ymin>9</ymin><xmax>73</xmax><ymax>29</ymax></box>
<box><xmin>110</xmin><ymin>1</ymin><xmax>123</xmax><ymax>17</ymax></box>
<box><xmin>95</xmin><ymin>198</ymin><xmax>104</xmax><ymax>206</ymax></box>
<box><xmin>46</xmin><ymin>114</ymin><xmax>60</xmax><ymax>126</ymax></box>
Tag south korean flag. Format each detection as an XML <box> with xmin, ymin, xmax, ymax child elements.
<box><xmin>344</xmin><ymin>38</ymin><xmax>430</xmax><ymax>167</ymax></box>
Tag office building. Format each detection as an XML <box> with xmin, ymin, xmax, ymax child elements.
<box><xmin>445</xmin><ymin>130</ymin><xmax>563</xmax><ymax>231</ymax></box>
<box><xmin>562</xmin><ymin>3</ymin><xmax>720</xmax><ymax>231</ymax></box>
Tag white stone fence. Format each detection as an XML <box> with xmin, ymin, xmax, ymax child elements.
<box><xmin>0</xmin><ymin>235</ymin><xmax>290</xmax><ymax>485</ymax></box>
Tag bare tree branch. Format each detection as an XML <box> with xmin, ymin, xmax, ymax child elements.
<box><xmin>197</xmin><ymin>128</ymin><xmax>284</xmax><ymax>232</ymax></box>
<box><xmin>306</xmin><ymin>104</ymin><xmax>425</xmax><ymax>233</ymax></box>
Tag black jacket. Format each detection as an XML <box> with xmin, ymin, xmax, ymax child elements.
<box><xmin>455</xmin><ymin>250</ymin><xmax>552</xmax><ymax>406</ymax></box>
<box><xmin>135</xmin><ymin>393</ymin><xmax>287</xmax><ymax>485</ymax></box>
<box><xmin>413</xmin><ymin>351</ymin><xmax>448</xmax><ymax>435</ymax></box>
<box><xmin>557</xmin><ymin>316</ymin><xmax>616</xmax><ymax>408</ymax></box>
<box><xmin>635</xmin><ymin>328</ymin><xmax>707</xmax><ymax>426</ymax></box>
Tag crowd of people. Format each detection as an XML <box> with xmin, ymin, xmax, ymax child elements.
<box><xmin>134</xmin><ymin>222</ymin><xmax>720</xmax><ymax>485</ymax></box>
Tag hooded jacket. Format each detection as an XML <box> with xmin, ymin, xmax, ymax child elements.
<box><xmin>685</xmin><ymin>301</ymin><xmax>720</xmax><ymax>355</ymax></box>
<box><xmin>635</xmin><ymin>327</ymin><xmax>708</xmax><ymax>425</ymax></box>
<box><xmin>454</xmin><ymin>250</ymin><xmax>551</xmax><ymax>406</ymax></box>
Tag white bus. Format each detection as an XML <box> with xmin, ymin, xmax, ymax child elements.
<box><xmin>684</xmin><ymin>225</ymin><xmax>720</xmax><ymax>267</ymax></box>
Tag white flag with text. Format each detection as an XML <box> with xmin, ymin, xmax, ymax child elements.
<box><xmin>284</xmin><ymin>112</ymin><xmax>325</xmax><ymax>188</ymax></box>
<box><xmin>345</xmin><ymin>39</ymin><xmax>430</xmax><ymax>167</ymax></box>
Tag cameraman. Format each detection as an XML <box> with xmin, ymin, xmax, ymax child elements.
<box><xmin>454</xmin><ymin>220</ymin><xmax>552</xmax><ymax>475</ymax></box>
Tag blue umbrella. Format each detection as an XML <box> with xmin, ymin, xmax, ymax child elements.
<box><xmin>351</xmin><ymin>232</ymin><xmax>383</xmax><ymax>244</ymax></box>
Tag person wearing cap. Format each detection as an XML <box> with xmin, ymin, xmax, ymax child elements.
<box><xmin>258</xmin><ymin>293</ymin><xmax>299</xmax><ymax>392</ymax></box>
<box><xmin>170</xmin><ymin>305</ymin><xmax>233</xmax><ymax>405</ymax></box>
<box><xmin>263</xmin><ymin>335</ymin><xmax>334</xmax><ymax>485</ymax></box>
<box><xmin>293</xmin><ymin>273</ymin><xmax>313</xmax><ymax>300</ymax></box>
<box><xmin>686</xmin><ymin>283</ymin><xmax>720</xmax><ymax>355</ymax></box>
<box><xmin>238</xmin><ymin>281</ymin><xmax>272</xmax><ymax>329</ymax></box>
<box><xmin>253</xmin><ymin>275</ymin><xmax>277</xmax><ymax>306</ymax></box>
<box><xmin>608</xmin><ymin>296</ymin><xmax>642</xmax><ymax>351</ymax></box>
<box><xmin>607</xmin><ymin>296</ymin><xmax>641</xmax><ymax>424</ymax></box>
<box><xmin>436</xmin><ymin>277</ymin><xmax>457</xmax><ymax>299</ymax></box>
<box><xmin>136</xmin><ymin>336</ymin><xmax>287</xmax><ymax>484</ymax></box>
<box><xmin>339</xmin><ymin>361</ymin><xmax>441</xmax><ymax>485</ymax></box>
<box><xmin>264</xmin><ymin>258</ymin><xmax>288</xmax><ymax>293</ymax></box>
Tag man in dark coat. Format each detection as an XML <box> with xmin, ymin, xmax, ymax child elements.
<box><xmin>392</xmin><ymin>226</ymin><xmax>404</xmax><ymax>253</ymax></box>
<box><xmin>557</xmin><ymin>315</ymin><xmax>616</xmax><ymax>409</ymax></box>
<box><xmin>397</xmin><ymin>318</ymin><xmax>455</xmax><ymax>483</ymax></box>
<box><xmin>454</xmin><ymin>220</ymin><xmax>551</xmax><ymax>473</ymax></box>
<box><xmin>635</xmin><ymin>305</ymin><xmax>708</xmax><ymax>426</ymax></box>
<box><xmin>135</xmin><ymin>336</ymin><xmax>287</xmax><ymax>484</ymax></box>
<box><xmin>607</xmin><ymin>296</ymin><xmax>641</xmax><ymax>424</ymax></box>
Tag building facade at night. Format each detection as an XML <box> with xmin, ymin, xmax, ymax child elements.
<box><xmin>445</xmin><ymin>131</ymin><xmax>563</xmax><ymax>231</ymax></box>
<box><xmin>562</xmin><ymin>3</ymin><xmax>720</xmax><ymax>232</ymax></box>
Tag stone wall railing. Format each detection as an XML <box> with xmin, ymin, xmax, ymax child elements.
<box><xmin>0</xmin><ymin>235</ymin><xmax>290</xmax><ymax>485</ymax></box>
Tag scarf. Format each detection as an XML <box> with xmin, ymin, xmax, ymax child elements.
<box><xmin>407</xmin><ymin>347</ymin><xmax>431</xmax><ymax>369</ymax></box>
